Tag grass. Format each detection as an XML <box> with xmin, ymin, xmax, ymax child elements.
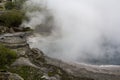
<box><xmin>0</xmin><ymin>44</ymin><xmax>17</xmax><ymax>69</ymax></box>
<box><xmin>0</xmin><ymin>10</ymin><xmax>25</xmax><ymax>28</ymax></box>
<box><xmin>9</xmin><ymin>66</ymin><xmax>44</xmax><ymax>80</ymax></box>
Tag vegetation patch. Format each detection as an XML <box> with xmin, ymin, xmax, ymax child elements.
<box><xmin>9</xmin><ymin>66</ymin><xmax>44</xmax><ymax>80</ymax></box>
<box><xmin>0</xmin><ymin>10</ymin><xmax>25</xmax><ymax>28</ymax></box>
<box><xmin>5</xmin><ymin>0</ymin><xmax>26</xmax><ymax>10</ymax></box>
<box><xmin>4</xmin><ymin>1</ymin><xmax>15</xmax><ymax>10</ymax></box>
<box><xmin>0</xmin><ymin>44</ymin><xmax>17</xmax><ymax>69</ymax></box>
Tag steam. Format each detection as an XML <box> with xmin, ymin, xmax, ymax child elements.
<box><xmin>23</xmin><ymin>0</ymin><xmax>120</xmax><ymax>65</ymax></box>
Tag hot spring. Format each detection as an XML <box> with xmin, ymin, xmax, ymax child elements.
<box><xmin>22</xmin><ymin>0</ymin><xmax>120</xmax><ymax>65</ymax></box>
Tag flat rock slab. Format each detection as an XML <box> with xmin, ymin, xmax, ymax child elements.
<box><xmin>0</xmin><ymin>32</ymin><xmax>31</xmax><ymax>49</ymax></box>
<box><xmin>0</xmin><ymin>32</ymin><xmax>26</xmax><ymax>44</ymax></box>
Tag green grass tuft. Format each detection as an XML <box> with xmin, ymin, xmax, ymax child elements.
<box><xmin>0</xmin><ymin>44</ymin><xmax>17</xmax><ymax>69</ymax></box>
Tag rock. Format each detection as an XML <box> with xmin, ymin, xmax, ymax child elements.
<box><xmin>17</xmin><ymin>49</ymin><xmax>26</xmax><ymax>57</ymax></box>
<box><xmin>41</xmin><ymin>74</ymin><xmax>50</xmax><ymax>80</ymax></box>
<box><xmin>45</xmin><ymin>56</ymin><xmax>120</xmax><ymax>80</ymax></box>
<box><xmin>41</xmin><ymin>74</ymin><xmax>60</xmax><ymax>80</ymax></box>
<box><xmin>0</xmin><ymin>26</ymin><xmax>8</xmax><ymax>33</ymax></box>
<box><xmin>11</xmin><ymin>57</ymin><xmax>39</xmax><ymax>69</ymax></box>
<box><xmin>0</xmin><ymin>32</ymin><xmax>32</xmax><ymax>57</ymax></box>
<box><xmin>13</xmin><ymin>27</ymin><xmax>32</xmax><ymax>32</ymax></box>
<box><xmin>31</xmin><ymin>48</ymin><xmax>44</xmax><ymax>59</ymax></box>
<box><xmin>50</xmin><ymin>76</ymin><xmax>59</xmax><ymax>80</ymax></box>
<box><xmin>9</xmin><ymin>73</ymin><xmax>24</xmax><ymax>80</ymax></box>
<box><xmin>9</xmin><ymin>27</ymin><xmax>15</xmax><ymax>33</ymax></box>
<box><xmin>0</xmin><ymin>32</ymin><xmax>28</xmax><ymax>49</ymax></box>
<box><xmin>27</xmin><ymin>48</ymin><xmax>46</xmax><ymax>66</ymax></box>
<box><xmin>13</xmin><ymin>27</ymin><xmax>24</xmax><ymax>32</ymax></box>
<box><xmin>0</xmin><ymin>72</ymin><xmax>24</xmax><ymax>80</ymax></box>
<box><xmin>51</xmin><ymin>74</ymin><xmax>61</xmax><ymax>80</ymax></box>
<box><xmin>13</xmin><ymin>47</ymin><xmax>29</xmax><ymax>57</ymax></box>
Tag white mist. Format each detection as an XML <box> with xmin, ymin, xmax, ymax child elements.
<box><xmin>23</xmin><ymin>0</ymin><xmax>120</xmax><ymax>65</ymax></box>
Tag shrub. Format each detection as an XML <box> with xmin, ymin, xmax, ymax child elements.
<box><xmin>14</xmin><ymin>0</ymin><xmax>26</xmax><ymax>10</ymax></box>
<box><xmin>4</xmin><ymin>1</ymin><xmax>15</xmax><ymax>10</ymax></box>
<box><xmin>0</xmin><ymin>10</ymin><xmax>25</xmax><ymax>28</ymax></box>
<box><xmin>0</xmin><ymin>44</ymin><xmax>17</xmax><ymax>69</ymax></box>
<box><xmin>5</xmin><ymin>0</ymin><xmax>26</xmax><ymax>10</ymax></box>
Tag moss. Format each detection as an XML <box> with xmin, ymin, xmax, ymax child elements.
<box><xmin>48</xmin><ymin>71</ymin><xmax>55</xmax><ymax>77</ymax></box>
<box><xmin>9</xmin><ymin>66</ymin><xmax>44</xmax><ymax>80</ymax></box>
<box><xmin>0</xmin><ymin>44</ymin><xmax>17</xmax><ymax>69</ymax></box>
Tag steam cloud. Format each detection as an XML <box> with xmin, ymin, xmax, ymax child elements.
<box><xmin>23</xmin><ymin>0</ymin><xmax>120</xmax><ymax>65</ymax></box>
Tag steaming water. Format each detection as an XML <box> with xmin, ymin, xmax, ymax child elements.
<box><xmin>24</xmin><ymin>0</ymin><xmax>120</xmax><ymax>65</ymax></box>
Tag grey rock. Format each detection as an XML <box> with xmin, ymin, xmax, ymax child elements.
<box><xmin>49</xmin><ymin>77</ymin><xmax>58</xmax><ymax>80</ymax></box>
<box><xmin>9</xmin><ymin>73</ymin><xmax>24</xmax><ymax>80</ymax></box>
<box><xmin>31</xmin><ymin>48</ymin><xmax>44</xmax><ymax>59</ymax></box>
<box><xmin>11</xmin><ymin>57</ymin><xmax>39</xmax><ymax>69</ymax></box>
<box><xmin>0</xmin><ymin>32</ymin><xmax>28</xmax><ymax>49</ymax></box>
<box><xmin>9</xmin><ymin>27</ymin><xmax>15</xmax><ymax>33</ymax></box>
<box><xmin>0</xmin><ymin>72</ymin><xmax>24</xmax><ymax>80</ymax></box>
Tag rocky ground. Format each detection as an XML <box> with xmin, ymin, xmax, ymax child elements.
<box><xmin>0</xmin><ymin>32</ymin><xmax>120</xmax><ymax>80</ymax></box>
